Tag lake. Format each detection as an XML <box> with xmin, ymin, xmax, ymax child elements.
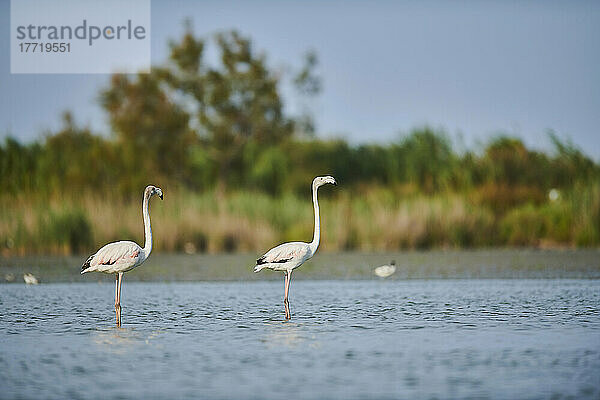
<box><xmin>1</xmin><ymin>251</ymin><xmax>599</xmax><ymax>399</ymax></box>
<box><xmin>2</xmin><ymin>249</ymin><xmax>600</xmax><ymax>282</ymax></box>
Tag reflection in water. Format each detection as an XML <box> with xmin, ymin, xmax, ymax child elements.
<box><xmin>262</xmin><ymin>321</ymin><xmax>304</xmax><ymax>348</ymax></box>
<box><xmin>261</xmin><ymin>321</ymin><xmax>323</xmax><ymax>349</ymax></box>
<box><xmin>92</xmin><ymin>328</ymin><xmax>165</xmax><ymax>354</ymax></box>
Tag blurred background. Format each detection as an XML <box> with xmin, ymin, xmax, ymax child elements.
<box><xmin>1</xmin><ymin>0</ymin><xmax>599</xmax><ymax>256</ymax></box>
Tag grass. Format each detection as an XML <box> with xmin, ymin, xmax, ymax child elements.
<box><xmin>0</xmin><ymin>184</ymin><xmax>598</xmax><ymax>256</ymax></box>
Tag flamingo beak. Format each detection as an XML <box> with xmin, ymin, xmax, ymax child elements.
<box><xmin>159</xmin><ymin>193</ymin><xmax>163</xmax><ymax>200</ymax></box>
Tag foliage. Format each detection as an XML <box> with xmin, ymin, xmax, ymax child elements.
<box><xmin>159</xmin><ymin>27</ymin><xmax>297</xmax><ymax>191</ymax></box>
<box><xmin>2</xmin><ymin>186</ymin><xmax>597</xmax><ymax>255</ymax></box>
<box><xmin>0</xmin><ymin>27</ymin><xmax>599</xmax><ymax>254</ymax></box>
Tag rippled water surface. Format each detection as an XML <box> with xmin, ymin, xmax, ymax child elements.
<box><xmin>1</xmin><ymin>280</ymin><xmax>599</xmax><ymax>399</ymax></box>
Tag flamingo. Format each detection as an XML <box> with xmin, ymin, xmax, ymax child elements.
<box><xmin>374</xmin><ymin>260</ymin><xmax>396</xmax><ymax>278</ymax></box>
<box><xmin>254</xmin><ymin>175</ymin><xmax>337</xmax><ymax>319</ymax></box>
<box><xmin>81</xmin><ymin>185</ymin><xmax>163</xmax><ymax>326</ymax></box>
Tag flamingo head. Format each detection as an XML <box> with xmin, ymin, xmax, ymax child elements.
<box><xmin>313</xmin><ymin>175</ymin><xmax>337</xmax><ymax>188</ymax></box>
<box><xmin>145</xmin><ymin>185</ymin><xmax>164</xmax><ymax>200</ymax></box>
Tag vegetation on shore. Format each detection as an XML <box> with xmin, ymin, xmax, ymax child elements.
<box><xmin>1</xmin><ymin>182</ymin><xmax>598</xmax><ymax>256</ymax></box>
<box><xmin>1</xmin><ymin>26</ymin><xmax>598</xmax><ymax>255</ymax></box>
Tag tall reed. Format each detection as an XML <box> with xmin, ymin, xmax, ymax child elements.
<box><xmin>0</xmin><ymin>185</ymin><xmax>597</xmax><ymax>256</ymax></box>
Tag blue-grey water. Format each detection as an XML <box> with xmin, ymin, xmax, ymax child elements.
<box><xmin>1</xmin><ymin>279</ymin><xmax>599</xmax><ymax>399</ymax></box>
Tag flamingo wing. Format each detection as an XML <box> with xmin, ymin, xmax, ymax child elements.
<box><xmin>82</xmin><ymin>241</ymin><xmax>142</xmax><ymax>273</ymax></box>
<box><xmin>257</xmin><ymin>242</ymin><xmax>310</xmax><ymax>265</ymax></box>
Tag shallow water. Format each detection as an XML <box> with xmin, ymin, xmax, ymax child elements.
<box><xmin>2</xmin><ymin>249</ymin><xmax>600</xmax><ymax>282</ymax></box>
<box><xmin>1</xmin><ymin>280</ymin><xmax>599</xmax><ymax>399</ymax></box>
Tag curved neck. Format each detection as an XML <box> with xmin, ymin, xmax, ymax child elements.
<box><xmin>142</xmin><ymin>192</ymin><xmax>153</xmax><ymax>256</ymax></box>
<box><xmin>309</xmin><ymin>183</ymin><xmax>321</xmax><ymax>254</ymax></box>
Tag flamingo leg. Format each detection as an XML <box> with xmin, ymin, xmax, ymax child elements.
<box><xmin>114</xmin><ymin>274</ymin><xmax>119</xmax><ymax>325</ymax></box>
<box><xmin>284</xmin><ymin>270</ymin><xmax>292</xmax><ymax>320</ymax></box>
<box><xmin>115</xmin><ymin>272</ymin><xmax>123</xmax><ymax>327</ymax></box>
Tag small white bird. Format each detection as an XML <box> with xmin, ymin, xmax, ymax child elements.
<box><xmin>254</xmin><ymin>175</ymin><xmax>337</xmax><ymax>319</ymax></box>
<box><xmin>23</xmin><ymin>273</ymin><xmax>39</xmax><ymax>285</ymax></box>
<box><xmin>81</xmin><ymin>185</ymin><xmax>163</xmax><ymax>326</ymax></box>
<box><xmin>374</xmin><ymin>261</ymin><xmax>396</xmax><ymax>278</ymax></box>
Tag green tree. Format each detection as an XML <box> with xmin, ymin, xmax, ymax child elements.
<box><xmin>548</xmin><ymin>131</ymin><xmax>598</xmax><ymax>187</ymax></box>
<box><xmin>38</xmin><ymin>112</ymin><xmax>116</xmax><ymax>194</ymax></box>
<box><xmin>293</xmin><ymin>50</ymin><xmax>322</xmax><ymax>136</ymax></box>
<box><xmin>398</xmin><ymin>128</ymin><xmax>454</xmax><ymax>192</ymax></box>
<box><xmin>0</xmin><ymin>136</ymin><xmax>41</xmax><ymax>194</ymax></box>
<box><xmin>161</xmin><ymin>27</ymin><xmax>298</xmax><ymax>192</ymax></box>
<box><xmin>100</xmin><ymin>72</ymin><xmax>193</xmax><ymax>193</ymax></box>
